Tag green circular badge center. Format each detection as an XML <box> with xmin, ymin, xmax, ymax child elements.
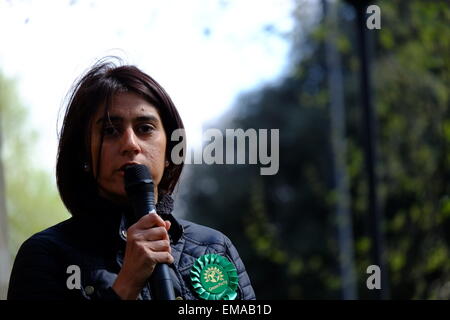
<box><xmin>200</xmin><ymin>263</ymin><xmax>229</xmax><ymax>294</ymax></box>
<box><xmin>190</xmin><ymin>254</ymin><xmax>239</xmax><ymax>300</ymax></box>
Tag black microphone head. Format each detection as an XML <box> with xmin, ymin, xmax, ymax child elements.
<box><xmin>124</xmin><ymin>164</ymin><xmax>153</xmax><ymax>195</ymax></box>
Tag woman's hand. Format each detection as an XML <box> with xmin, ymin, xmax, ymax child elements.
<box><xmin>112</xmin><ymin>212</ymin><xmax>173</xmax><ymax>300</ymax></box>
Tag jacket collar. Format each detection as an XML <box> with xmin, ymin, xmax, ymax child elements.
<box><xmin>156</xmin><ymin>193</ymin><xmax>183</xmax><ymax>244</ymax></box>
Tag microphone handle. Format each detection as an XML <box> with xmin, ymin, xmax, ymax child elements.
<box><xmin>151</xmin><ymin>264</ymin><xmax>176</xmax><ymax>300</ymax></box>
<box><xmin>129</xmin><ymin>191</ymin><xmax>176</xmax><ymax>300</ymax></box>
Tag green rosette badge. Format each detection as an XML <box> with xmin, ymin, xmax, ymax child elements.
<box><xmin>190</xmin><ymin>254</ymin><xmax>238</xmax><ymax>300</ymax></box>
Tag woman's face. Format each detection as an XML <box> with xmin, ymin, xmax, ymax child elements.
<box><xmin>90</xmin><ymin>92</ymin><xmax>167</xmax><ymax>203</ymax></box>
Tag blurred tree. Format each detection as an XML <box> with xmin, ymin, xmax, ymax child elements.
<box><xmin>0</xmin><ymin>76</ymin><xmax>10</xmax><ymax>299</ymax></box>
<box><xmin>371</xmin><ymin>0</ymin><xmax>450</xmax><ymax>299</ymax></box>
<box><xmin>181</xmin><ymin>0</ymin><xmax>450</xmax><ymax>299</ymax></box>
<box><xmin>181</xmin><ymin>0</ymin><xmax>338</xmax><ymax>299</ymax></box>
<box><xmin>0</xmin><ymin>72</ymin><xmax>68</xmax><ymax>290</ymax></box>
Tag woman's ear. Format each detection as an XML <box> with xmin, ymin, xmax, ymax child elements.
<box><xmin>165</xmin><ymin>160</ymin><xmax>169</xmax><ymax>168</ymax></box>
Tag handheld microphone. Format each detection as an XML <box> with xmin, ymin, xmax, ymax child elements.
<box><xmin>124</xmin><ymin>164</ymin><xmax>176</xmax><ymax>300</ymax></box>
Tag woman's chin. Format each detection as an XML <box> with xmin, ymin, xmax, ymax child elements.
<box><xmin>98</xmin><ymin>187</ymin><xmax>128</xmax><ymax>204</ymax></box>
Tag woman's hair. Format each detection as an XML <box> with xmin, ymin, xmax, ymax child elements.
<box><xmin>56</xmin><ymin>57</ymin><xmax>185</xmax><ymax>216</ymax></box>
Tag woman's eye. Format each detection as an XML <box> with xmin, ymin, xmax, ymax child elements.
<box><xmin>138</xmin><ymin>124</ymin><xmax>154</xmax><ymax>134</ymax></box>
<box><xmin>104</xmin><ymin>126</ymin><xmax>119</xmax><ymax>136</ymax></box>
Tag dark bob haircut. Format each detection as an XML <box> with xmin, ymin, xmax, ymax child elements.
<box><xmin>56</xmin><ymin>57</ymin><xmax>185</xmax><ymax>216</ymax></box>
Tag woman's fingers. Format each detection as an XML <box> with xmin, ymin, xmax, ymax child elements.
<box><xmin>114</xmin><ymin>212</ymin><xmax>174</xmax><ymax>299</ymax></box>
<box><xmin>133</xmin><ymin>213</ymin><xmax>171</xmax><ymax>231</ymax></box>
<box><xmin>135</xmin><ymin>212</ymin><xmax>166</xmax><ymax>229</ymax></box>
<box><xmin>130</xmin><ymin>226</ymin><xmax>169</xmax><ymax>242</ymax></box>
<box><xmin>148</xmin><ymin>251</ymin><xmax>174</xmax><ymax>265</ymax></box>
<box><xmin>145</xmin><ymin>239</ymin><xmax>172</xmax><ymax>253</ymax></box>
<box><xmin>124</xmin><ymin>212</ymin><xmax>174</xmax><ymax>270</ymax></box>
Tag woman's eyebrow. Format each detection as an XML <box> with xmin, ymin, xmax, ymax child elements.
<box><xmin>95</xmin><ymin>115</ymin><xmax>159</xmax><ymax>125</ymax></box>
<box><xmin>135</xmin><ymin>115</ymin><xmax>159</xmax><ymax>123</ymax></box>
<box><xmin>95</xmin><ymin>116</ymin><xmax>121</xmax><ymax>125</ymax></box>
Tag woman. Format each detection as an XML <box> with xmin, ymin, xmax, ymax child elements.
<box><xmin>7</xmin><ymin>58</ymin><xmax>255</xmax><ymax>300</ymax></box>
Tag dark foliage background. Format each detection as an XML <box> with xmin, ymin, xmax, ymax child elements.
<box><xmin>180</xmin><ymin>0</ymin><xmax>450</xmax><ymax>299</ymax></box>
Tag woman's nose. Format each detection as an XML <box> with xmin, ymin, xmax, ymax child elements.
<box><xmin>120</xmin><ymin>127</ymin><xmax>141</xmax><ymax>155</ymax></box>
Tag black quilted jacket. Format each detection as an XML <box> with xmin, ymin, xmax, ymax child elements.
<box><xmin>7</xmin><ymin>195</ymin><xmax>256</xmax><ymax>300</ymax></box>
